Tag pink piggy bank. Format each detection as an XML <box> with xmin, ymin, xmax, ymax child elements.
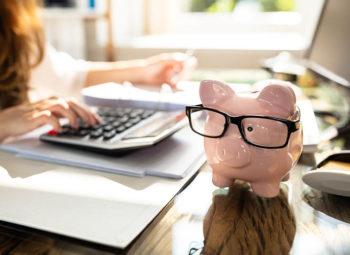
<box><xmin>186</xmin><ymin>80</ymin><xmax>303</xmax><ymax>197</ymax></box>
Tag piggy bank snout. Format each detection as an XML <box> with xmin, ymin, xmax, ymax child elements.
<box><xmin>215</xmin><ymin>136</ymin><xmax>251</xmax><ymax>168</ymax></box>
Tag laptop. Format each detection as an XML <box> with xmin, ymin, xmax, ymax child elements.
<box><xmin>302</xmin><ymin>0</ymin><xmax>350</xmax><ymax>196</ymax></box>
<box><xmin>305</xmin><ymin>0</ymin><xmax>350</xmax><ymax>88</ymax></box>
<box><xmin>305</xmin><ymin>0</ymin><xmax>350</xmax><ymax>141</ymax></box>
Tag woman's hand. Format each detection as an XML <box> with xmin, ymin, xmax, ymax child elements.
<box><xmin>85</xmin><ymin>52</ymin><xmax>197</xmax><ymax>89</ymax></box>
<box><xmin>0</xmin><ymin>97</ymin><xmax>99</xmax><ymax>142</ymax></box>
<box><xmin>140</xmin><ymin>53</ymin><xmax>197</xmax><ymax>88</ymax></box>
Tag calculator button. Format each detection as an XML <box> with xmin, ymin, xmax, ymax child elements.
<box><xmin>141</xmin><ymin>111</ymin><xmax>155</xmax><ymax>119</ymax></box>
<box><xmin>130</xmin><ymin>116</ymin><xmax>141</xmax><ymax>125</ymax></box>
<box><xmin>97</xmin><ymin>107</ymin><xmax>110</xmax><ymax>116</ymax></box>
<box><xmin>90</xmin><ymin>130</ymin><xmax>103</xmax><ymax>138</ymax></box>
<box><xmin>103</xmin><ymin>131</ymin><xmax>116</xmax><ymax>140</ymax></box>
<box><xmin>103</xmin><ymin>116</ymin><xmax>115</xmax><ymax>123</ymax></box>
<box><xmin>116</xmin><ymin>126</ymin><xmax>126</xmax><ymax>133</ymax></box>
<box><xmin>67</xmin><ymin>129</ymin><xmax>79</xmax><ymax>136</ymax></box>
<box><xmin>119</xmin><ymin>116</ymin><xmax>129</xmax><ymax>123</ymax></box>
<box><xmin>58</xmin><ymin>127</ymin><xmax>70</xmax><ymax>135</ymax></box>
<box><xmin>77</xmin><ymin>129</ymin><xmax>89</xmax><ymax>137</ymax></box>
<box><xmin>129</xmin><ymin>110</ymin><xmax>143</xmax><ymax>118</ymax></box>
<box><xmin>124</xmin><ymin>122</ymin><xmax>133</xmax><ymax>129</ymax></box>
<box><xmin>91</xmin><ymin>125</ymin><xmax>102</xmax><ymax>131</ymax></box>
<box><xmin>109</xmin><ymin>109</ymin><xmax>122</xmax><ymax>117</ymax></box>
<box><xmin>47</xmin><ymin>130</ymin><xmax>58</xmax><ymax>136</ymax></box>
<box><xmin>112</xmin><ymin>121</ymin><xmax>121</xmax><ymax>128</ymax></box>
<box><xmin>123</xmin><ymin>108</ymin><xmax>132</xmax><ymax>114</ymax></box>
<box><xmin>103</xmin><ymin>125</ymin><xmax>114</xmax><ymax>132</ymax></box>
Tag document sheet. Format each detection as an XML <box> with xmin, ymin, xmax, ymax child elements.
<box><xmin>0</xmin><ymin>127</ymin><xmax>205</xmax><ymax>179</ymax></box>
<box><xmin>0</xmin><ymin>149</ymin><xmax>205</xmax><ymax>248</ymax></box>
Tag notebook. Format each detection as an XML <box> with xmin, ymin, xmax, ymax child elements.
<box><xmin>0</xmin><ymin>148</ymin><xmax>205</xmax><ymax>248</ymax></box>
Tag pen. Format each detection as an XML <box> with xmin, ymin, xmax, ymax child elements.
<box><xmin>169</xmin><ymin>49</ymin><xmax>196</xmax><ymax>89</ymax></box>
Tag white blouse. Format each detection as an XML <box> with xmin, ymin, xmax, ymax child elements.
<box><xmin>29</xmin><ymin>44</ymin><xmax>89</xmax><ymax>101</ymax></box>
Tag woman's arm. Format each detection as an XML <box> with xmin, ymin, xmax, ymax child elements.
<box><xmin>85</xmin><ymin>59</ymin><xmax>148</xmax><ymax>86</ymax></box>
<box><xmin>30</xmin><ymin>47</ymin><xmax>196</xmax><ymax>101</ymax></box>
<box><xmin>85</xmin><ymin>53</ymin><xmax>196</xmax><ymax>88</ymax></box>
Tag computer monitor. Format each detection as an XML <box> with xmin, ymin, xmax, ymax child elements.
<box><xmin>307</xmin><ymin>0</ymin><xmax>350</xmax><ymax>87</ymax></box>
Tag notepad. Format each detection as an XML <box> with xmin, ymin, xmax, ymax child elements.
<box><xmin>0</xmin><ymin>147</ymin><xmax>205</xmax><ymax>248</ymax></box>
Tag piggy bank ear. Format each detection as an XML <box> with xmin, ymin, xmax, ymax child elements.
<box><xmin>257</xmin><ymin>82</ymin><xmax>296</xmax><ymax>116</ymax></box>
<box><xmin>199</xmin><ymin>80</ymin><xmax>235</xmax><ymax>107</ymax></box>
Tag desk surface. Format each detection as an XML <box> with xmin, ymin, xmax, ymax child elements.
<box><xmin>1</xmin><ymin>69</ymin><xmax>350</xmax><ymax>254</ymax></box>
<box><xmin>0</xmin><ymin>157</ymin><xmax>350</xmax><ymax>255</ymax></box>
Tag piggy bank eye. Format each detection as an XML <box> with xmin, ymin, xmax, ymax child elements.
<box><xmin>247</xmin><ymin>126</ymin><xmax>254</xmax><ymax>132</ymax></box>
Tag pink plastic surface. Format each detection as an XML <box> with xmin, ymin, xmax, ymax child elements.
<box><xmin>199</xmin><ymin>80</ymin><xmax>303</xmax><ymax>197</ymax></box>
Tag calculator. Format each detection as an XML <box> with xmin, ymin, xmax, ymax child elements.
<box><xmin>40</xmin><ymin>107</ymin><xmax>187</xmax><ymax>154</ymax></box>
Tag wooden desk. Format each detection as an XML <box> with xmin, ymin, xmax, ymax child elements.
<box><xmin>1</xmin><ymin>70</ymin><xmax>350</xmax><ymax>254</ymax></box>
<box><xmin>0</xmin><ymin>155</ymin><xmax>350</xmax><ymax>254</ymax></box>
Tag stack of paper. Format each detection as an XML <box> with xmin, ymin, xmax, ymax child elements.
<box><xmin>82</xmin><ymin>81</ymin><xmax>253</xmax><ymax>111</ymax></box>
<box><xmin>0</xmin><ymin>126</ymin><xmax>206</xmax><ymax>249</ymax></box>
<box><xmin>0</xmin><ymin>127</ymin><xmax>205</xmax><ymax>179</ymax></box>
<box><xmin>0</xmin><ymin>142</ymin><xmax>205</xmax><ymax>248</ymax></box>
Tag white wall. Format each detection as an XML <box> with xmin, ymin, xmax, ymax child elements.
<box><xmin>43</xmin><ymin>11</ymin><xmax>86</xmax><ymax>59</ymax></box>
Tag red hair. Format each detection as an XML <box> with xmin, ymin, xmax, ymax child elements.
<box><xmin>0</xmin><ymin>0</ymin><xmax>44</xmax><ymax>109</ymax></box>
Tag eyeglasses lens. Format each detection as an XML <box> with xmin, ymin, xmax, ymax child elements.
<box><xmin>241</xmin><ymin>117</ymin><xmax>288</xmax><ymax>147</ymax></box>
<box><xmin>190</xmin><ymin>109</ymin><xmax>226</xmax><ymax>137</ymax></box>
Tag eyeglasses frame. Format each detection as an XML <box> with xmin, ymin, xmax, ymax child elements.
<box><xmin>185</xmin><ymin>104</ymin><xmax>301</xmax><ymax>149</ymax></box>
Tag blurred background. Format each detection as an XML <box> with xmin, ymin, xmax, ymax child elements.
<box><xmin>42</xmin><ymin>0</ymin><xmax>324</xmax><ymax>68</ymax></box>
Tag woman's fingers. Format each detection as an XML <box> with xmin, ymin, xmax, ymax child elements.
<box><xmin>164</xmin><ymin>61</ymin><xmax>184</xmax><ymax>88</ymax></box>
<box><xmin>67</xmin><ymin>99</ymin><xmax>99</xmax><ymax>126</ymax></box>
<box><xmin>31</xmin><ymin>110</ymin><xmax>62</xmax><ymax>132</ymax></box>
<box><xmin>154</xmin><ymin>52</ymin><xmax>197</xmax><ymax>88</ymax></box>
<box><xmin>0</xmin><ymin>98</ymin><xmax>98</xmax><ymax>141</ymax></box>
<box><xmin>35</xmin><ymin>98</ymin><xmax>98</xmax><ymax>127</ymax></box>
<box><xmin>47</xmin><ymin>99</ymin><xmax>79</xmax><ymax>129</ymax></box>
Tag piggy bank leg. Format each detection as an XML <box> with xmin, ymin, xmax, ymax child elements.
<box><xmin>250</xmin><ymin>181</ymin><xmax>281</xmax><ymax>198</ymax></box>
<box><xmin>212</xmin><ymin>174</ymin><xmax>234</xmax><ymax>188</ymax></box>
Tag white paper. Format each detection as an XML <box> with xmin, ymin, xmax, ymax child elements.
<box><xmin>82</xmin><ymin>81</ymin><xmax>253</xmax><ymax>111</ymax></box>
<box><xmin>297</xmin><ymin>100</ymin><xmax>320</xmax><ymax>153</ymax></box>
<box><xmin>0</xmin><ymin>127</ymin><xmax>205</xmax><ymax>179</ymax></box>
<box><xmin>0</xmin><ymin>148</ymin><xmax>205</xmax><ymax>248</ymax></box>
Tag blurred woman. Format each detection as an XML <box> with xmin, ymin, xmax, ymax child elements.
<box><xmin>0</xmin><ymin>0</ymin><xmax>193</xmax><ymax>141</ymax></box>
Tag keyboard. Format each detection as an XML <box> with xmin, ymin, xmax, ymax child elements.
<box><xmin>40</xmin><ymin>107</ymin><xmax>187</xmax><ymax>154</ymax></box>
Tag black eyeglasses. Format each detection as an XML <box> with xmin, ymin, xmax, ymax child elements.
<box><xmin>186</xmin><ymin>104</ymin><xmax>300</xmax><ymax>149</ymax></box>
